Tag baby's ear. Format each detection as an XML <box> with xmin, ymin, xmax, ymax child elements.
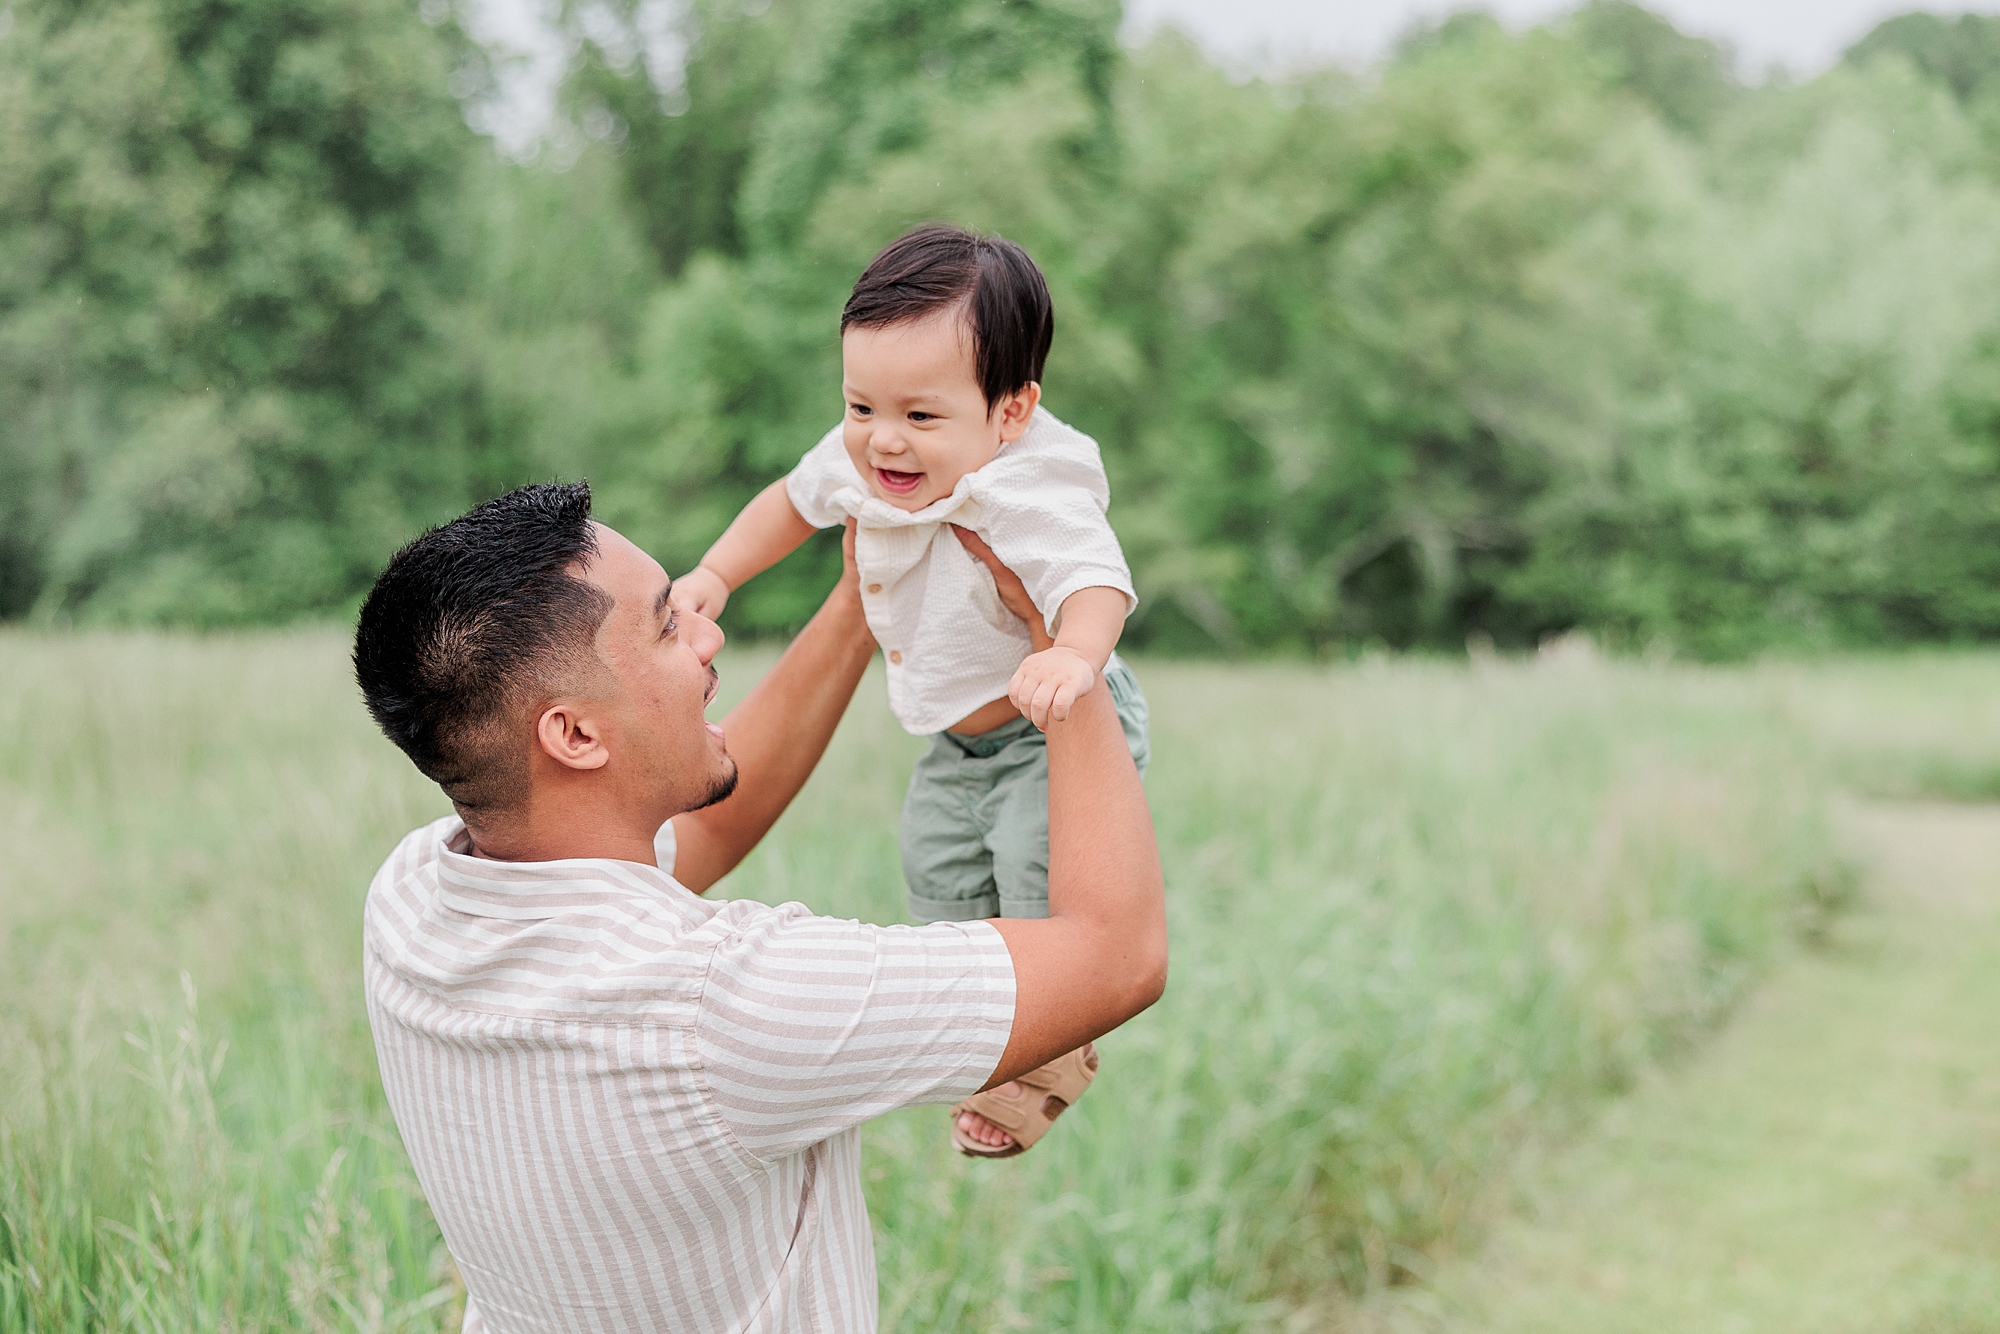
<box><xmin>996</xmin><ymin>382</ymin><xmax>1041</xmax><ymax>441</ymax></box>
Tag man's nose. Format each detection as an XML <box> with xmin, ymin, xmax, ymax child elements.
<box><xmin>693</xmin><ymin>610</ymin><xmax>725</xmax><ymax>662</ymax></box>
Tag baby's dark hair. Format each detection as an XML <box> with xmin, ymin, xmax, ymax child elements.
<box><xmin>841</xmin><ymin>225</ymin><xmax>1054</xmax><ymax>410</ymax></box>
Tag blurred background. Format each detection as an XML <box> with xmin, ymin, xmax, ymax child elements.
<box><xmin>12</xmin><ymin>0</ymin><xmax>2000</xmax><ymax>657</ymax></box>
<box><xmin>9</xmin><ymin>4</ymin><xmax>2000</xmax><ymax>1332</ymax></box>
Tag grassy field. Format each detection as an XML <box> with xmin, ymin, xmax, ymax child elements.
<box><xmin>1356</xmin><ymin>799</ymin><xmax>2000</xmax><ymax>1334</ymax></box>
<box><xmin>5</xmin><ymin>632</ymin><xmax>1959</xmax><ymax>1332</ymax></box>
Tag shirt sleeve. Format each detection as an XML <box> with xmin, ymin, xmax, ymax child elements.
<box><xmin>784</xmin><ymin>424</ymin><xmax>862</xmax><ymax>529</ymax></box>
<box><xmin>975</xmin><ymin>430</ymin><xmax>1137</xmax><ymax>636</ymax></box>
<box><xmin>693</xmin><ymin>905</ymin><xmax>1017</xmax><ymax>1161</ymax></box>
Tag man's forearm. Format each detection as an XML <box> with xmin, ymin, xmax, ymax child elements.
<box><xmin>1042</xmin><ymin>684</ymin><xmax>1167</xmax><ymax>1013</ymax></box>
<box><xmin>946</xmin><ymin>523</ymin><xmax>1168</xmax><ymax>1084</ymax></box>
<box><xmin>670</xmin><ymin>579</ymin><xmax>876</xmax><ymax>892</ymax></box>
<box><xmin>982</xmin><ymin>681</ymin><xmax>1166</xmax><ymax>1084</ymax></box>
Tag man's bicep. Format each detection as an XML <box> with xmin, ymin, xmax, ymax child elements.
<box><xmin>981</xmin><ymin>917</ymin><xmax>1149</xmax><ymax>1089</ymax></box>
<box><xmin>694</xmin><ymin>915</ymin><xmax>1015</xmax><ymax>1159</ymax></box>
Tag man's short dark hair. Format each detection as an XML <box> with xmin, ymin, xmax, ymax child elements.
<box><xmin>840</xmin><ymin>224</ymin><xmax>1054</xmax><ymax>410</ymax></box>
<box><xmin>354</xmin><ymin>482</ymin><xmax>614</xmax><ymax>814</ymax></box>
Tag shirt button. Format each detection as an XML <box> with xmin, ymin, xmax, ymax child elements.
<box><xmin>889</xmin><ymin>651</ymin><xmax>903</xmax><ymax>665</ymax></box>
<box><xmin>867</xmin><ymin>583</ymin><xmax>882</xmax><ymax>594</ymax></box>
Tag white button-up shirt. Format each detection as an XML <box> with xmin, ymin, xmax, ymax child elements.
<box><xmin>786</xmin><ymin>407</ymin><xmax>1137</xmax><ymax>735</ymax></box>
<box><xmin>363</xmin><ymin>816</ymin><xmax>1016</xmax><ymax>1334</ymax></box>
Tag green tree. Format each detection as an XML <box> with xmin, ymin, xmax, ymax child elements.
<box><xmin>1100</xmin><ymin>25</ymin><xmax>1692</xmax><ymax>649</ymax></box>
<box><xmin>13</xmin><ymin>0</ymin><xmax>2000</xmax><ymax>661</ymax></box>
<box><xmin>0</xmin><ymin>0</ymin><xmax>484</xmax><ymax>621</ymax></box>
<box><xmin>562</xmin><ymin>0</ymin><xmax>797</xmax><ymax>276</ymax></box>
<box><xmin>1568</xmin><ymin>0</ymin><xmax>1741</xmax><ymax>136</ymax></box>
<box><xmin>1847</xmin><ymin>11</ymin><xmax>2000</xmax><ymax>104</ymax></box>
<box><xmin>1515</xmin><ymin>58</ymin><xmax>2000</xmax><ymax>653</ymax></box>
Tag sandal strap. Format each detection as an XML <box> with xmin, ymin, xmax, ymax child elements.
<box><xmin>1012</xmin><ymin>1043</ymin><xmax>1098</xmax><ymax>1102</ymax></box>
<box><xmin>950</xmin><ymin>1042</ymin><xmax>1098</xmax><ymax>1153</ymax></box>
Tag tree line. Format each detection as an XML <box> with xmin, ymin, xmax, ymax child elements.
<box><xmin>6</xmin><ymin>0</ymin><xmax>2000</xmax><ymax>655</ymax></box>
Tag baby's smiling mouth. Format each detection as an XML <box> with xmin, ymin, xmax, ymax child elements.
<box><xmin>874</xmin><ymin>466</ymin><xmax>924</xmax><ymax>496</ymax></box>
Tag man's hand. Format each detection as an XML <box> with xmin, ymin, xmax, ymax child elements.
<box><xmin>836</xmin><ymin>519</ymin><xmax>862</xmax><ymax>607</ymax></box>
<box><xmin>1010</xmin><ymin>646</ymin><xmax>1096</xmax><ymax>729</ymax></box>
<box><xmin>671</xmin><ymin>565</ymin><xmax>731</xmax><ymax>618</ymax></box>
<box><xmin>950</xmin><ymin>526</ymin><xmax>1052</xmax><ymax>652</ymax></box>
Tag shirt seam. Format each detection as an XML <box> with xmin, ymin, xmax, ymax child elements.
<box><xmin>961</xmin><ymin>921</ymin><xmax>1019</xmax><ymax>1093</ymax></box>
<box><xmin>366</xmin><ymin>939</ymin><xmax>702</xmax><ymax>1030</ymax></box>
<box><xmin>689</xmin><ymin>930</ymin><xmax>795</xmax><ymax>1172</ymax></box>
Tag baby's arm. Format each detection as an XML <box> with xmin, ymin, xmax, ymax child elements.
<box><xmin>673</xmin><ymin>480</ymin><xmax>818</xmax><ymax>617</ymax></box>
<box><xmin>1010</xmin><ymin>586</ymin><xmax>1127</xmax><ymax>730</ymax></box>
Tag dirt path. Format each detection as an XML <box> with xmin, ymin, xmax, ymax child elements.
<box><xmin>1363</xmin><ymin>801</ymin><xmax>2000</xmax><ymax>1334</ymax></box>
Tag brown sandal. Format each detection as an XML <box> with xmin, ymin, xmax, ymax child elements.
<box><xmin>949</xmin><ymin>1042</ymin><xmax>1099</xmax><ymax>1158</ymax></box>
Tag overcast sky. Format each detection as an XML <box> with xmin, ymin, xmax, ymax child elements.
<box><xmin>1122</xmin><ymin>0</ymin><xmax>2000</xmax><ymax>77</ymax></box>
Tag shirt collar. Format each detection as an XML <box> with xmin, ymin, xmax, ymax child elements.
<box><xmin>431</xmin><ymin>819</ymin><xmax>703</xmax><ymax>923</ymax></box>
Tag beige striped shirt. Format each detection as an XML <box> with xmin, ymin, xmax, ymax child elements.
<box><xmin>363</xmin><ymin>816</ymin><xmax>1016</xmax><ymax>1333</ymax></box>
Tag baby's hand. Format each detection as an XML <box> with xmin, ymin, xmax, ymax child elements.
<box><xmin>671</xmin><ymin>565</ymin><xmax>731</xmax><ymax>618</ymax></box>
<box><xmin>1010</xmin><ymin>647</ymin><xmax>1097</xmax><ymax>730</ymax></box>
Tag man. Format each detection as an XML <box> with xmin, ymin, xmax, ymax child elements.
<box><xmin>351</xmin><ymin>481</ymin><xmax>1165</xmax><ymax>1332</ymax></box>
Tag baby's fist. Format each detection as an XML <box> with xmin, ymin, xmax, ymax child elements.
<box><xmin>1010</xmin><ymin>647</ymin><xmax>1097</xmax><ymax>730</ymax></box>
<box><xmin>671</xmin><ymin>565</ymin><xmax>731</xmax><ymax>618</ymax></box>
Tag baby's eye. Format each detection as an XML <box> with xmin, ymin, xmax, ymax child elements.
<box><xmin>909</xmin><ymin>411</ymin><xmax>934</xmax><ymax>423</ymax></box>
<box><xmin>849</xmin><ymin>403</ymin><xmax>872</xmax><ymax>417</ymax></box>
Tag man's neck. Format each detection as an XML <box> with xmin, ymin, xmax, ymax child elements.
<box><xmin>459</xmin><ymin>802</ymin><xmax>665</xmax><ymax>866</ymax></box>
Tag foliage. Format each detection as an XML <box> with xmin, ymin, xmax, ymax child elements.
<box><xmin>1846</xmin><ymin>11</ymin><xmax>2000</xmax><ymax>105</ymax></box>
<box><xmin>0</xmin><ymin>633</ymin><xmax>1866</xmax><ymax>1327</ymax></box>
<box><xmin>6</xmin><ymin>1</ymin><xmax>2000</xmax><ymax>656</ymax></box>
<box><xmin>0</xmin><ymin>0</ymin><xmax>500</xmax><ymax>623</ymax></box>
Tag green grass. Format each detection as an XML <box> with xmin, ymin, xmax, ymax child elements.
<box><xmin>1766</xmin><ymin>652</ymin><xmax>2000</xmax><ymax>804</ymax></box>
<box><xmin>0</xmin><ymin>633</ymin><xmax>1871</xmax><ymax>1331</ymax></box>
<box><xmin>1354</xmin><ymin>799</ymin><xmax>2000</xmax><ymax>1333</ymax></box>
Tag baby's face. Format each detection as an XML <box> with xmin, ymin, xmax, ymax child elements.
<box><xmin>840</xmin><ymin>312</ymin><xmax>1032</xmax><ymax>512</ymax></box>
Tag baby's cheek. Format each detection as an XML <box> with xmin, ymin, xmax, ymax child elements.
<box><xmin>841</xmin><ymin>431</ymin><xmax>870</xmax><ymax>476</ymax></box>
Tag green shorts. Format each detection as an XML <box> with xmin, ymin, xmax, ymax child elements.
<box><xmin>900</xmin><ymin>655</ymin><xmax>1149</xmax><ymax>923</ymax></box>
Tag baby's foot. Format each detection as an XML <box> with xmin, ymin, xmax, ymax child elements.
<box><xmin>954</xmin><ymin>1082</ymin><xmax>1020</xmax><ymax>1150</ymax></box>
<box><xmin>950</xmin><ymin>1044</ymin><xmax>1096</xmax><ymax>1157</ymax></box>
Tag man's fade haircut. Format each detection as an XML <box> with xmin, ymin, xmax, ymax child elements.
<box><xmin>353</xmin><ymin>482</ymin><xmax>615</xmax><ymax>814</ymax></box>
<box><xmin>840</xmin><ymin>224</ymin><xmax>1054</xmax><ymax>412</ymax></box>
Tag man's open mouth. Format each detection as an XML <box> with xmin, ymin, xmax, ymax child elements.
<box><xmin>703</xmin><ymin>670</ymin><xmax>724</xmax><ymax>743</ymax></box>
<box><xmin>874</xmin><ymin>467</ymin><xmax>923</xmax><ymax>496</ymax></box>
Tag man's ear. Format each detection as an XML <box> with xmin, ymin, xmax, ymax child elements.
<box><xmin>535</xmin><ymin>701</ymin><xmax>612</xmax><ymax>771</ymax></box>
<box><xmin>995</xmin><ymin>381</ymin><xmax>1041</xmax><ymax>443</ymax></box>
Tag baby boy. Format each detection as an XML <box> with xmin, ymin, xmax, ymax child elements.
<box><xmin>671</xmin><ymin>226</ymin><xmax>1149</xmax><ymax>1156</ymax></box>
